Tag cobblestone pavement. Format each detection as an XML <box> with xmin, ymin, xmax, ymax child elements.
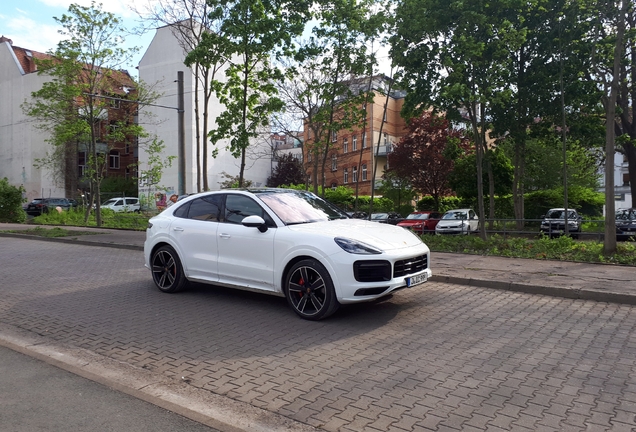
<box><xmin>2</xmin><ymin>238</ymin><xmax>636</xmax><ymax>431</ymax></box>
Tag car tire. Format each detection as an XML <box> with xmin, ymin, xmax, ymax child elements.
<box><xmin>284</xmin><ymin>259</ymin><xmax>339</xmax><ymax>321</ymax></box>
<box><xmin>151</xmin><ymin>245</ymin><xmax>188</xmax><ymax>293</ymax></box>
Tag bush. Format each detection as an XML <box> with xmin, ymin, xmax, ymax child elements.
<box><xmin>0</xmin><ymin>178</ymin><xmax>26</xmax><ymax>223</ymax></box>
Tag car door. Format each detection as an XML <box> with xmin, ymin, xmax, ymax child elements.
<box><xmin>216</xmin><ymin>193</ymin><xmax>276</xmax><ymax>292</ymax></box>
<box><xmin>169</xmin><ymin>195</ymin><xmax>222</xmax><ymax>282</ymax></box>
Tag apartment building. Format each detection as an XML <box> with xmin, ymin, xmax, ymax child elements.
<box><xmin>303</xmin><ymin>76</ymin><xmax>408</xmax><ymax>195</ymax></box>
<box><xmin>0</xmin><ymin>36</ymin><xmax>138</xmax><ymax>202</ymax></box>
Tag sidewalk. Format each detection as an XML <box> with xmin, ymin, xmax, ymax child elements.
<box><xmin>2</xmin><ymin>222</ymin><xmax>635</xmax><ymax>306</ymax></box>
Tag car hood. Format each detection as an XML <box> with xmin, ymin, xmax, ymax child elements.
<box><xmin>397</xmin><ymin>220</ymin><xmax>423</xmax><ymax>227</ymax></box>
<box><xmin>287</xmin><ymin>219</ymin><xmax>424</xmax><ymax>251</ymax></box>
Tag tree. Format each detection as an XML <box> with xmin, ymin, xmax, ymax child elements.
<box><xmin>274</xmin><ymin>0</ymin><xmax>383</xmax><ymax>196</ymax></box>
<box><xmin>0</xmin><ymin>179</ymin><xmax>26</xmax><ymax>223</ymax></box>
<box><xmin>387</xmin><ymin>112</ymin><xmax>469</xmax><ymax>210</ymax></box>
<box><xmin>390</xmin><ymin>0</ymin><xmax>524</xmax><ymax>239</ymax></box>
<box><xmin>187</xmin><ymin>0</ymin><xmax>310</xmax><ymax>188</ymax></box>
<box><xmin>267</xmin><ymin>153</ymin><xmax>304</xmax><ymax>187</ymax></box>
<box><xmin>134</xmin><ymin>0</ymin><xmax>228</xmax><ymax>192</ymax></box>
<box><xmin>22</xmin><ymin>2</ymin><xmax>156</xmax><ymax>226</ymax></box>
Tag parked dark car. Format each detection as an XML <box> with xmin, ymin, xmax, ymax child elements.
<box><xmin>370</xmin><ymin>212</ymin><xmax>404</xmax><ymax>225</ymax></box>
<box><xmin>347</xmin><ymin>211</ymin><xmax>368</xmax><ymax>219</ymax></box>
<box><xmin>397</xmin><ymin>211</ymin><xmax>442</xmax><ymax>234</ymax></box>
<box><xmin>616</xmin><ymin>208</ymin><xmax>636</xmax><ymax>241</ymax></box>
<box><xmin>540</xmin><ymin>208</ymin><xmax>582</xmax><ymax>239</ymax></box>
<box><xmin>25</xmin><ymin>198</ymin><xmax>72</xmax><ymax>216</ymax></box>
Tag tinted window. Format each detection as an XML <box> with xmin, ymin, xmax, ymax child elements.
<box><xmin>224</xmin><ymin>195</ymin><xmax>264</xmax><ymax>224</ymax></box>
<box><xmin>186</xmin><ymin>195</ymin><xmax>222</xmax><ymax>221</ymax></box>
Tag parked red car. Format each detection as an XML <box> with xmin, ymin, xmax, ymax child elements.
<box><xmin>397</xmin><ymin>211</ymin><xmax>442</xmax><ymax>234</ymax></box>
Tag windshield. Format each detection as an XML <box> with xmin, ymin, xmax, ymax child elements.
<box><xmin>546</xmin><ymin>210</ymin><xmax>577</xmax><ymax>219</ymax></box>
<box><xmin>406</xmin><ymin>213</ymin><xmax>429</xmax><ymax>220</ymax></box>
<box><xmin>257</xmin><ymin>190</ymin><xmax>348</xmax><ymax>225</ymax></box>
<box><xmin>102</xmin><ymin>199</ymin><xmax>118</xmax><ymax>206</ymax></box>
<box><xmin>371</xmin><ymin>213</ymin><xmax>388</xmax><ymax>220</ymax></box>
<box><xmin>617</xmin><ymin>209</ymin><xmax>636</xmax><ymax>221</ymax></box>
<box><xmin>442</xmin><ymin>211</ymin><xmax>467</xmax><ymax>220</ymax></box>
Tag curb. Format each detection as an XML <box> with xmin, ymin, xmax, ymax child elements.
<box><xmin>430</xmin><ymin>275</ymin><xmax>636</xmax><ymax>306</ymax></box>
<box><xmin>0</xmin><ymin>232</ymin><xmax>144</xmax><ymax>251</ymax></box>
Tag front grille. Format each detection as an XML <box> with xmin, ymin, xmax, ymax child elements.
<box><xmin>393</xmin><ymin>255</ymin><xmax>428</xmax><ymax>278</ymax></box>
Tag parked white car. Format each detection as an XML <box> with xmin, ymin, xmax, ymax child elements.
<box><xmin>144</xmin><ymin>188</ymin><xmax>432</xmax><ymax>320</ymax></box>
<box><xmin>435</xmin><ymin>209</ymin><xmax>479</xmax><ymax>235</ymax></box>
<box><xmin>101</xmin><ymin>197</ymin><xmax>140</xmax><ymax>213</ymax></box>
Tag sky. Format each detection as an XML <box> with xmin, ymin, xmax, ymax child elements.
<box><xmin>1</xmin><ymin>0</ymin><xmax>155</xmax><ymax>75</ymax></box>
<box><xmin>1</xmin><ymin>0</ymin><xmax>393</xmax><ymax>78</ymax></box>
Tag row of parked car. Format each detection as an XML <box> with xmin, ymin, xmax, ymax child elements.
<box><xmin>25</xmin><ymin>197</ymin><xmax>140</xmax><ymax>216</ymax></box>
<box><xmin>367</xmin><ymin>207</ymin><xmax>636</xmax><ymax>240</ymax></box>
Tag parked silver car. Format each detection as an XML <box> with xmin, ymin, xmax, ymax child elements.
<box><xmin>435</xmin><ymin>209</ymin><xmax>479</xmax><ymax>235</ymax></box>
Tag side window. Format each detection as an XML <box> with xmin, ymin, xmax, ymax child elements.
<box><xmin>224</xmin><ymin>195</ymin><xmax>264</xmax><ymax>225</ymax></box>
<box><xmin>115</xmin><ymin>200</ymin><xmax>123</xmax><ymax>206</ymax></box>
<box><xmin>184</xmin><ymin>196</ymin><xmax>222</xmax><ymax>221</ymax></box>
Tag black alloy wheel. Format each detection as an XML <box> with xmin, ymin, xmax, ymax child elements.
<box><xmin>284</xmin><ymin>259</ymin><xmax>339</xmax><ymax>320</ymax></box>
<box><xmin>151</xmin><ymin>245</ymin><xmax>187</xmax><ymax>293</ymax></box>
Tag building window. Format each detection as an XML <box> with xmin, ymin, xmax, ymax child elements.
<box><xmin>110</xmin><ymin>98</ymin><xmax>120</xmax><ymax>109</ymax></box>
<box><xmin>78</xmin><ymin>151</ymin><xmax>86</xmax><ymax>177</ymax></box>
<box><xmin>109</xmin><ymin>150</ymin><xmax>120</xmax><ymax>169</ymax></box>
<box><xmin>362</xmin><ymin>164</ymin><xmax>367</xmax><ymax>181</ymax></box>
<box><xmin>353</xmin><ymin>166</ymin><xmax>358</xmax><ymax>183</ymax></box>
<box><xmin>343</xmin><ymin>168</ymin><xmax>348</xmax><ymax>184</ymax></box>
<box><xmin>332</xmin><ymin>130</ymin><xmax>338</xmax><ymax>142</ymax></box>
<box><xmin>331</xmin><ymin>154</ymin><xmax>337</xmax><ymax>171</ymax></box>
<box><xmin>308</xmin><ymin>152</ymin><xmax>312</xmax><ymax>162</ymax></box>
<box><xmin>383</xmin><ymin>133</ymin><xmax>389</xmax><ymax>146</ymax></box>
<box><xmin>125</xmin><ymin>141</ymin><xmax>130</xmax><ymax>154</ymax></box>
<box><xmin>362</xmin><ymin>133</ymin><xmax>367</xmax><ymax>149</ymax></box>
<box><xmin>352</xmin><ymin>135</ymin><xmax>357</xmax><ymax>151</ymax></box>
<box><xmin>624</xmin><ymin>173</ymin><xmax>630</xmax><ymax>186</ymax></box>
<box><xmin>343</xmin><ymin>138</ymin><xmax>348</xmax><ymax>153</ymax></box>
<box><xmin>383</xmin><ymin>109</ymin><xmax>387</xmax><ymax>122</ymax></box>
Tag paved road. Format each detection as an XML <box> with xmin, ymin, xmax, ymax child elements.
<box><xmin>2</xmin><ymin>238</ymin><xmax>636</xmax><ymax>431</ymax></box>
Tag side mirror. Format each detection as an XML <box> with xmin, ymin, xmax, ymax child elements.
<box><xmin>242</xmin><ymin>215</ymin><xmax>268</xmax><ymax>233</ymax></box>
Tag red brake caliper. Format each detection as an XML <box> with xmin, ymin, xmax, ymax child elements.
<box><xmin>298</xmin><ymin>277</ymin><xmax>305</xmax><ymax>298</ymax></box>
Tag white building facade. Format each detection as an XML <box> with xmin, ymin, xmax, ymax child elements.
<box><xmin>0</xmin><ymin>37</ymin><xmax>65</xmax><ymax>201</ymax></box>
<box><xmin>137</xmin><ymin>24</ymin><xmax>272</xmax><ymax>210</ymax></box>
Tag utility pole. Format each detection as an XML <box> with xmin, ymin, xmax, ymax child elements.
<box><xmin>177</xmin><ymin>71</ymin><xmax>186</xmax><ymax>196</ymax></box>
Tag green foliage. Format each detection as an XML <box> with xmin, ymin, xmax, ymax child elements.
<box><xmin>32</xmin><ymin>207</ymin><xmax>148</xmax><ymax>230</ymax></box>
<box><xmin>219</xmin><ymin>172</ymin><xmax>254</xmax><ymax>189</ymax></box>
<box><xmin>424</xmin><ymin>234</ymin><xmax>636</xmax><ymax>266</ymax></box>
<box><xmin>525</xmin><ymin>187</ymin><xmax>603</xmax><ymax>219</ymax></box>
<box><xmin>0</xmin><ymin>178</ymin><xmax>26</xmax><ymax>223</ymax></box>
<box><xmin>447</xmin><ymin>146</ymin><xmax>514</xmax><ymax>199</ymax></box>
<box><xmin>417</xmin><ymin>196</ymin><xmax>466</xmax><ymax>213</ymax></box>
<box><xmin>100</xmin><ymin>176</ymin><xmax>137</xmax><ymax>197</ymax></box>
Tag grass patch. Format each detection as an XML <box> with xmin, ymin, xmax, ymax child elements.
<box><xmin>422</xmin><ymin>234</ymin><xmax>636</xmax><ymax>266</ymax></box>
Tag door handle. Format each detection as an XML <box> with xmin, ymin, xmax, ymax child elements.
<box><xmin>173</xmin><ymin>227</ymin><xmax>184</xmax><ymax>232</ymax></box>
<box><xmin>219</xmin><ymin>233</ymin><xmax>231</xmax><ymax>239</ymax></box>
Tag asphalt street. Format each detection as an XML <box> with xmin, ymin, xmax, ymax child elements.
<box><xmin>1</xmin><ymin>233</ymin><xmax>636</xmax><ymax>431</ymax></box>
<box><xmin>0</xmin><ymin>345</ymin><xmax>218</xmax><ymax>432</ymax></box>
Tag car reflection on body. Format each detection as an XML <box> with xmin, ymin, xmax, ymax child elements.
<box><xmin>435</xmin><ymin>209</ymin><xmax>479</xmax><ymax>235</ymax></box>
<box><xmin>616</xmin><ymin>208</ymin><xmax>636</xmax><ymax>241</ymax></box>
<box><xmin>143</xmin><ymin>188</ymin><xmax>431</xmax><ymax>320</ymax></box>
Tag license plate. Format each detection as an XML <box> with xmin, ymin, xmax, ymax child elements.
<box><xmin>406</xmin><ymin>273</ymin><xmax>427</xmax><ymax>288</ymax></box>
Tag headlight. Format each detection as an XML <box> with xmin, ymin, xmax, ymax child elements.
<box><xmin>335</xmin><ymin>237</ymin><xmax>382</xmax><ymax>254</ymax></box>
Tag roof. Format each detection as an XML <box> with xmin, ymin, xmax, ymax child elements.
<box><xmin>1</xmin><ymin>36</ymin><xmax>51</xmax><ymax>74</ymax></box>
